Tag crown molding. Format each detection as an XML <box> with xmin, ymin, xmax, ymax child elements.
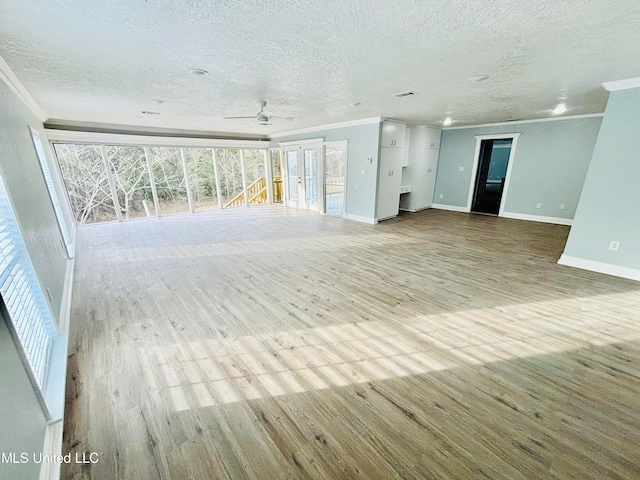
<box><xmin>0</xmin><ymin>54</ymin><xmax>47</xmax><ymax>121</ymax></box>
<box><xmin>269</xmin><ymin>117</ymin><xmax>382</xmax><ymax>139</ymax></box>
<box><xmin>443</xmin><ymin>113</ymin><xmax>604</xmax><ymax>130</ymax></box>
<box><xmin>602</xmin><ymin>77</ymin><xmax>640</xmax><ymax>92</ymax></box>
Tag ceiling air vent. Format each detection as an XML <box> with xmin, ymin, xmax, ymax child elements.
<box><xmin>393</xmin><ymin>91</ymin><xmax>418</xmax><ymax>98</ymax></box>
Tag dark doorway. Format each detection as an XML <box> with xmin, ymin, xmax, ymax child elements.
<box><xmin>471</xmin><ymin>139</ymin><xmax>513</xmax><ymax>214</ymax></box>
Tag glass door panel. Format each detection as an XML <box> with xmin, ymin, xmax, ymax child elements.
<box><xmin>285</xmin><ymin>149</ymin><xmax>299</xmax><ymax>207</ymax></box>
<box><xmin>184</xmin><ymin>148</ymin><xmax>219</xmax><ymax>211</ymax></box>
<box><xmin>270</xmin><ymin>149</ymin><xmax>283</xmax><ymax>203</ymax></box>
<box><xmin>216</xmin><ymin>148</ymin><xmax>245</xmax><ymax>208</ymax></box>
<box><xmin>54</xmin><ymin>143</ymin><xmax>119</xmax><ymax>224</ymax></box>
<box><xmin>304</xmin><ymin>148</ymin><xmax>317</xmax><ymax>206</ymax></box>
<box><xmin>106</xmin><ymin>145</ymin><xmax>155</xmax><ymax>220</ymax></box>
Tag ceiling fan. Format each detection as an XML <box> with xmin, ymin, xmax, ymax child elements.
<box><xmin>223</xmin><ymin>100</ymin><xmax>294</xmax><ymax>124</ymax></box>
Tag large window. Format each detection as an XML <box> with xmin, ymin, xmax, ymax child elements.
<box><xmin>243</xmin><ymin>150</ymin><xmax>267</xmax><ymax>205</ymax></box>
<box><xmin>30</xmin><ymin>127</ymin><xmax>73</xmax><ymax>256</ymax></box>
<box><xmin>148</xmin><ymin>147</ymin><xmax>190</xmax><ymax>215</ymax></box>
<box><xmin>52</xmin><ymin>141</ymin><xmax>271</xmax><ymax>224</ymax></box>
<box><xmin>216</xmin><ymin>148</ymin><xmax>245</xmax><ymax>208</ymax></box>
<box><xmin>185</xmin><ymin>148</ymin><xmax>219</xmax><ymax>211</ymax></box>
<box><xmin>54</xmin><ymin>144</ymin><xmax>118</xmax><ymax>224</ymax></box>
<box><xmin>0</xmin><ymin>174</ymin><xmax>58</xmax><ymax>390</ymax></box>
<box><xmin>106</xmin><ymin>146</ymin><xmax>156</xmax><ymax>220</ymax></box>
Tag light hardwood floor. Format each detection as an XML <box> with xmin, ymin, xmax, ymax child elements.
<box><xmin>62</xmin><ymin>206</ymin><xmax>640</xmax><ymax>479</ymax></box>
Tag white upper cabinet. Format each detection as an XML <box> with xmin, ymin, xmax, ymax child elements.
<box><xmin>381</xmin><ymin>121</ymin><xmax>406</xmax><ymax>148</ymax></box>
<box><xmin>401</xmin><ymin>126</ymin><xmax>411</xmax><ymax>167</ymax></box>
<box><xmin>411</xmin><ymin>126</ymin><xmax>441</xmax><ymax>150</ymax></box>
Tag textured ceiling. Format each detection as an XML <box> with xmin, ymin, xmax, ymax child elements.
<box><xmin>1</xmin><ymin>0</ymin><xmax>639</xmax><ymax>135</ymax></box>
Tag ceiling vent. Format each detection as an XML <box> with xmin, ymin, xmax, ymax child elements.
<box><xmin>393</xmin><ymin>91</ymin><xmax>418</xmax><ymax>98</ymax></box>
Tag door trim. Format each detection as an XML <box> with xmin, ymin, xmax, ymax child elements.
<box><xmin>466</xmin><ymin>133</ymin><xmax>521</xmax><ymax>215</ymax></box>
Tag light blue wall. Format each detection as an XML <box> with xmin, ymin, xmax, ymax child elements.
<box><xmin>434</xmin><ymin>117</ymin><xmax>602</xmax><ymax>219</ymax></box>
<box><xmin>0</xmin><ymin>313</ymin><xmax>48</xmax><ymax>480</ymax></box>
<box><xmin>0</xmin><ymin>80</ymin><xmax>71</xmax><ymax>477</ymax></box>
<box><xmin>562</xmin><ymin>88</ymin><xmax>640</xmax><ymax>272</ymax></box>
<box><xmin>0</xmin><ymin>80</ymin><xmax>69</xmax><ymax>321</ymax></box>
<box><xmin>271</xmin><ymin>122</ymin><xmax>381</xmax><ymax>220</ymax></box>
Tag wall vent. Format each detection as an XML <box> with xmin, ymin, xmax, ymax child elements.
<box><xmin>393</xmin><ymin>91</ymin><xmax>418</xmax><ymax>98</ymax></box>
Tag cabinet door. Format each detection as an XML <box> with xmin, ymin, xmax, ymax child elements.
<box><xmin>401</xmin><ymin>127</ymin><xmax>411</xmax><ymax>167</ymax></box>
<box><xmin>424</xmin><ymin>128</ymin><xmax>441</xmax><ymax>149</ymax></box>
<box><xmin>377</xmin><ymin>147</ymin><xmax>403</xmax><ymax>220</ymax></box>
<box><xmin>411</xmin><ymin>126</ymin><xmax>441</xmax><ymax>149</ymax></box>
<box><xmin>381</xmin><ymin>121</ymin><xmax>406</xmax><ymax>148</ymax></box>
<box><xmin>423</xmin><ymin>149</ymin><xmax>439</xmax><ymax>207</ymax></box>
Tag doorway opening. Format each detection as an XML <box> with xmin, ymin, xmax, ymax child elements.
<box><xmin>470</xmin><ymin>134</ymin><xmax>519</xmax><ymax>215</ymax></box>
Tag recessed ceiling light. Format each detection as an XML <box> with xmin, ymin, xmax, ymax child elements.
<box><xmin>141</xmin><ymin>110</ymin><xmax>161</xmax><ymax>115</ymax></box>
<box><xmin>189</xmin><ymin>68</ymin><xmax>209</xmax><ymax>76</ymax></box>
<box><xmin>469</xmin><ymin>75</ymin><xmax>490</xmax><ymax>83</ymax></box>
<box><xmin>552</xmin><ymin>103</ymin><xmax>567</xmax><ymax>115</ymax></box>
<box><xmin>443</xmin><ymin>117</ymin><xmax>453</xmax><ymax>126</ymax></box>
<box><xmin>151</xmin><ymin>99</ymin><xmax>166</xmax><ymax>104</ymax></box>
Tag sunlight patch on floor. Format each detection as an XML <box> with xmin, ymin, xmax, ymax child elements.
<box><xmin>138</xmin><ymin>290</ymin><xmax>640</xmax><ymax>412</ymax></box>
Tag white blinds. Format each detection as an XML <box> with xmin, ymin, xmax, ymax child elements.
<box><xmin>0</xmin><ymin>175</ymin><xmax>57</xmax><ymax>389</ymax></box>
<box><xmin>30</xmin><ymin>127</ymin><xmax>72</xmax><ymax>257</ymax></box>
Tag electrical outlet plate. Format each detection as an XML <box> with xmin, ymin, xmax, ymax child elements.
<box><xmin>458</xmin><ymin>166</ymin><xmax>464</xmax><ymax>171</ymax></box>
<box><xmin>609</xmin><ymin>241</ymin><xmax>620</xmax><ymax>251</ymax></box>
<box><xmin>536</xmin><ymin>203</ymin><xmax>542</xmax><ymax>209</ymax></box>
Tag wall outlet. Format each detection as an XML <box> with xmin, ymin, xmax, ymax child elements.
<box><xmin>439</xmin><ymin>194</ymin><xmax>444</xmax><ymax>199</ymax></box>
<box><xmin>361</xmin><ymin>169</ymin><xmax>366</xmax><ymax>175</ymax></box>
<box><xmin>609</xmin><ymin>241</ymin><xmax>620</xmax><ymax>251</ymax></box>
<box><xmin>355</xmin><ymin>184</ymin><xmax>359</xmax><ymax>190</ymax></box>
<box><xmin>559</xmin><ymin>203</ymin><xmax>565</xmax><ymax>210</ymax></box>
<box><xmin>458</xmin><ymin>166</ymin><xmax>464</xmax><ymax>171</ymax></box>
<box><xmin>536</xmin><ymin>203</ymin><xmax>542</xmax><ymax>209</ymax></box>
<box><xmin>366</xmin><ymin>157</ymin><xmax>372</xmax><ymax>164</ymax></box>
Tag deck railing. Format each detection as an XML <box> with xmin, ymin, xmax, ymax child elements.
<box><xmin>273</xmin><ymin>176</ymin><xmax>283</xmax><ymax>203</ymax></box>
<box><xmin>224</xmin><ymin>177</ymin><xmax>267</xmax><ymax>208</ymax></box>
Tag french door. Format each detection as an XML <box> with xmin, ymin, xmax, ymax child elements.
<box><xmin>282</xmin><ymin>141</ymin><xmax>324</xmax><ymax>212</ymax></box>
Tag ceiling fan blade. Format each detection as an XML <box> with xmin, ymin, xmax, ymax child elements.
<box><xmin>223</xmin><ymin>116</ymin><xmax>256</xmax><ymax>120</ymax></box>
<box><xmin>269</xmin><ymin>116</ymin><xmax>295</xmax><ymax>121</ymax></box>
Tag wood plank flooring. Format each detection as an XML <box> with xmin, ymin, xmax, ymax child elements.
<box><xmin>62</xmin><ymin>206</ymin><xmax>640</xmax><ymax>479</ymax></box>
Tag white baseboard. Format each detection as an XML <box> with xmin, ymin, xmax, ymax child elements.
<box><xmin>344</xmin><ymin>213</ymin><xmax>377</xmax><ymax>224</ymax></box>
<box><xmin>501</xmin><ymin>211</ymin><xmax>573</xmax><ymax>225</ymax></box>
<box><xmin>431</xmin><ymin>203</ymin><xmax>469</xmax><ymax>213</ymax></box>
<box><xmin>399</xmin><ymin>205</ymin><xmax>432</xmax><ymax>213</ymax></box>
<box><xmin>39</xmin><ymin>420</ymin><xmax>64</xmax><ymax>480</ymax></box>
<box><xmin>558</xmin><ymin>255</ymin><xmax>640</xmax><ymax>281</ymax></box>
